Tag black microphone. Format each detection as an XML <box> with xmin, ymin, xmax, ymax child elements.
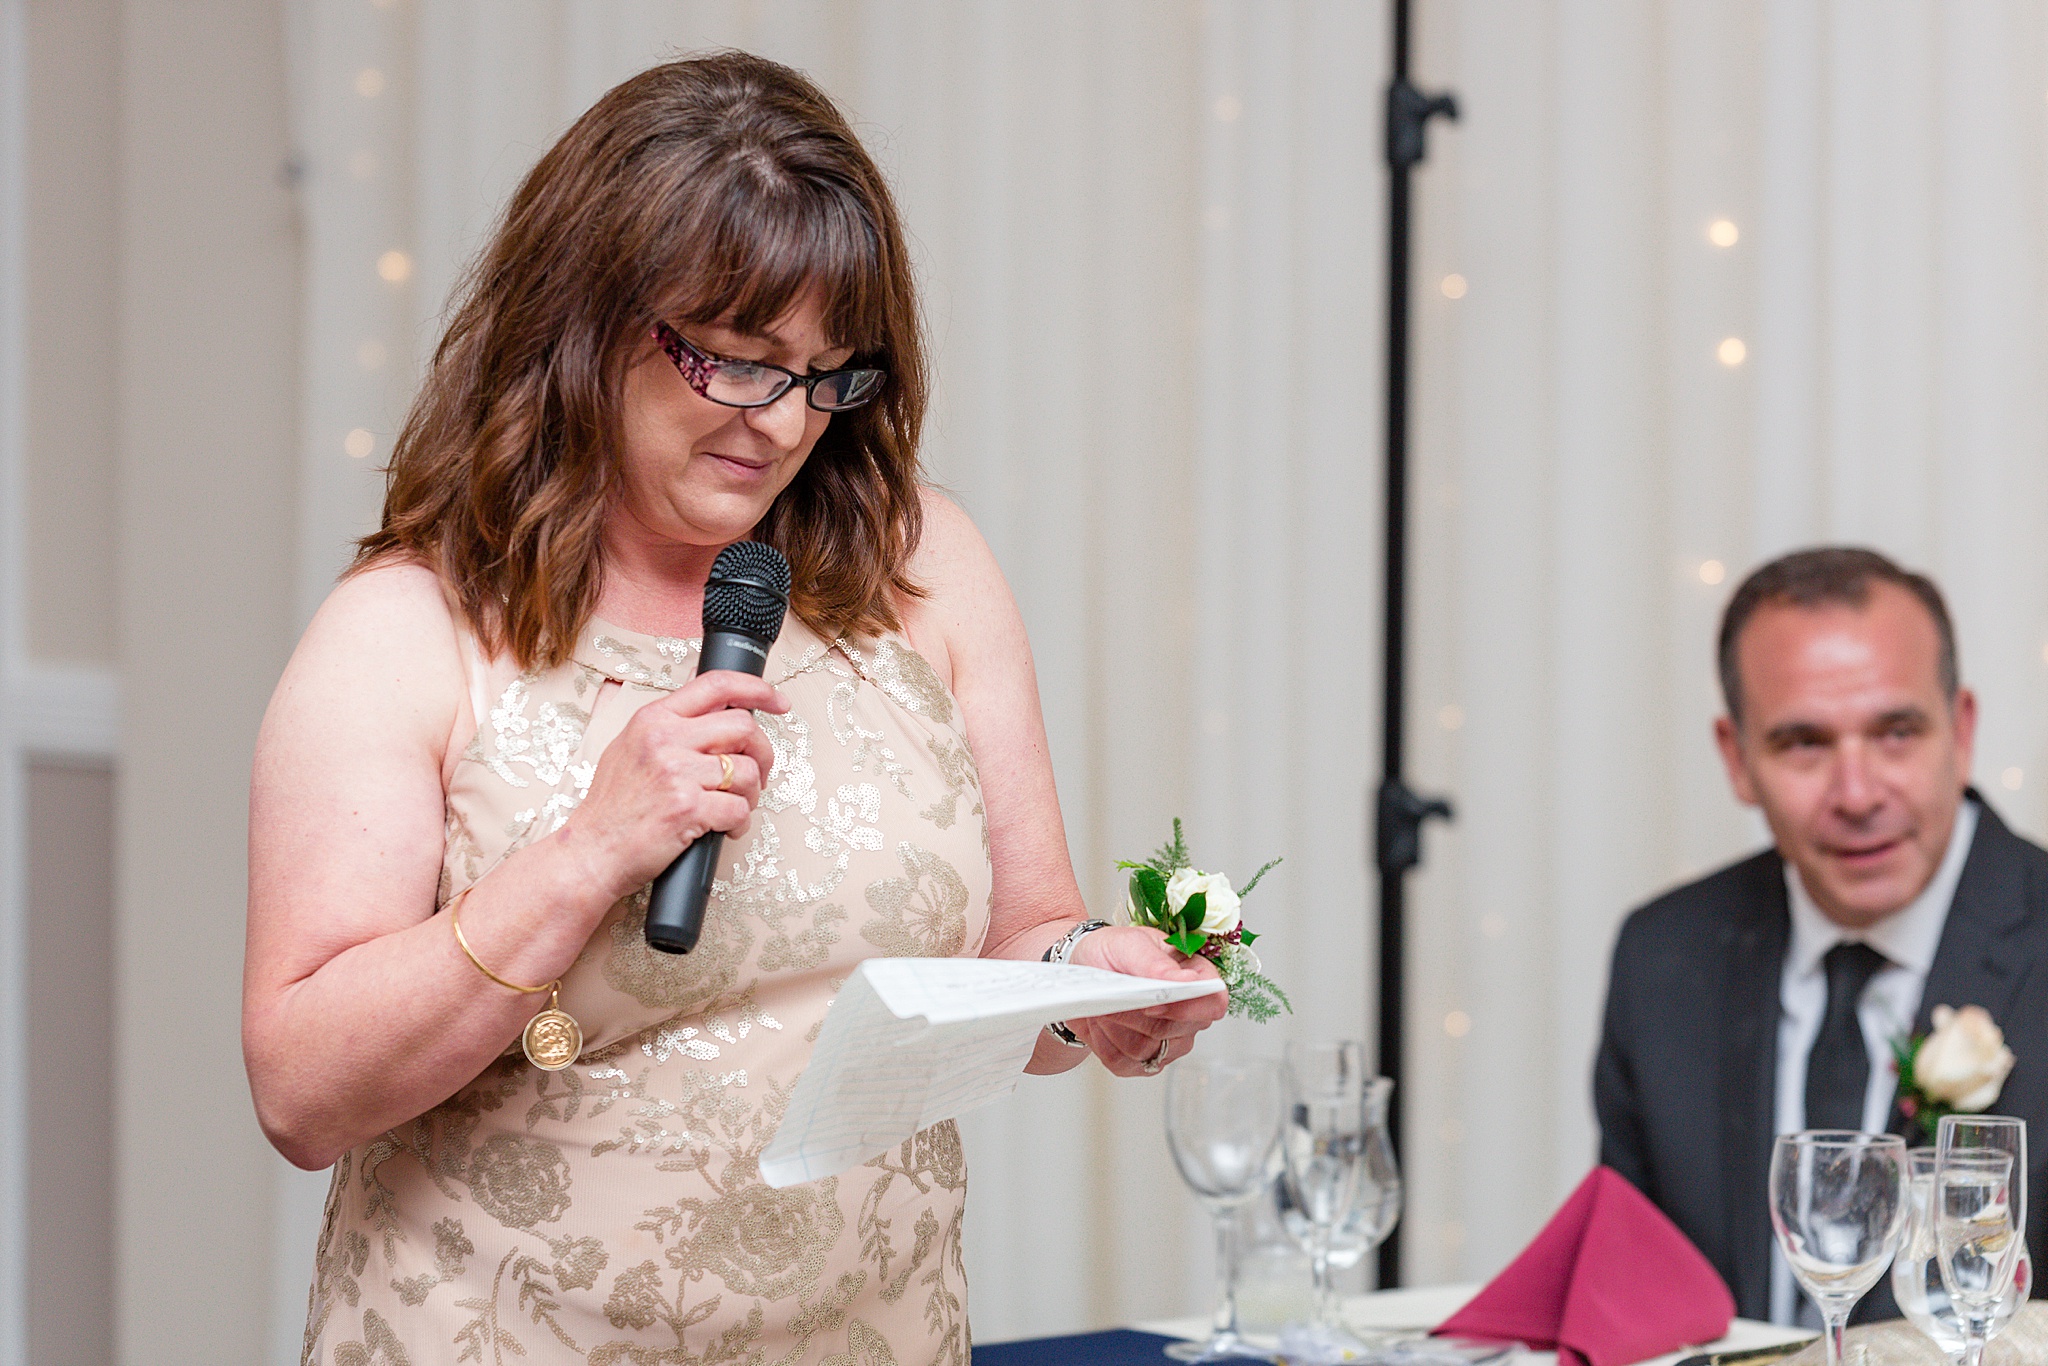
<box><xmin>644</xmin><ymin>540</ymin><xmax>791</xmax><ymax>954</ymax></box>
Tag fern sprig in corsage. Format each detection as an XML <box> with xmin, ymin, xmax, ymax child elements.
<box><xmin>1117</xmin><ymin>820</ymin><xmax>1292</xmax><ymax>1023</ymax></box>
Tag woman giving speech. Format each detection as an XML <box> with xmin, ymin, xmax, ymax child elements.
<box><xmin>242</xmin><ymin>52</ymin><xmax>1224</xmax><ymax>1365</ymax></box>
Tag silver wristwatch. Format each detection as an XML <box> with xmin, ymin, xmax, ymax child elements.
<box><xmin>1042</xmin><ymin>919</ymin><xmax>1111</xmax><ymax>1047</ymax></box>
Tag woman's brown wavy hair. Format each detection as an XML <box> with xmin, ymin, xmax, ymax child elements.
<box><xmin>353</xmin><ymin>51</ymin><xmax>927</xmax><ymax>669</ymax></box>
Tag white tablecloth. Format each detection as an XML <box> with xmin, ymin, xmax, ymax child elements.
<box><xmin>1134</xmin><ymin>1282</ymin><xmax>1810</xmax><ymax>1366</ymax></box>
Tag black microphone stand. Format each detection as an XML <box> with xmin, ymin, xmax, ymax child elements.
<box><xmin>1375</xmin><ymin>0</ymin><xmax>1457</xmax><ymax>1289</ymax></box>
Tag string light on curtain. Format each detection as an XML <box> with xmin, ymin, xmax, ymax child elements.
<box><xmin>1716</xmin><ymin>336</ymin><xmax>1746</xmax><ymax>366</ymax></box>
<box><xmin>278</xmin><ymin>0</ymin><xmax>422</xmax><ymax>1345</ymax></box>
<box><xmin>1707</xmin><ymin>217</ymin><xmax>1739</xmax><ymax>247</ymax></box>
<box><xmin>1698</xmin><ymin>559</ymin><xmax>1726</xmax><ymax>585</ymax></box>
<box><xmin>1441</xmin><ymin>272</ymin><xmax>1467</xmax><ymax>298</ymax></box>
<box><xmin>285</xmin><ymin>0</ymin><xmax>414</xmax><ymax>604</ymax></box>
<box><xmin>1443</xmin><ymin>1010</ymin><xmax>1472</xmax><ymax>1038</ymax></box>
<box><xmin>2004</xmin><ymin>767</ymin><xmax>2025</xmax><ymax>792</ymax></box>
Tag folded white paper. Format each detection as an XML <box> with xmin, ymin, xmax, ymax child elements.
<box><xmin>758</xmin><ymin>957</ymin><xmax>1227</xmax><ymax>1188</ymax></box>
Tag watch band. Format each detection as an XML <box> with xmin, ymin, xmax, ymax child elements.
<box><xmin>1043</xmin><ymin>919</ymin><xmax>1111</xmax><ymax>1048</ymax></box>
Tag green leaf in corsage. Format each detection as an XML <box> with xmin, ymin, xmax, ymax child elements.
<box><xmin>1126</xmin><ymin>865</ymin><xmax>1168</xmax><ymax>922</ymax></box>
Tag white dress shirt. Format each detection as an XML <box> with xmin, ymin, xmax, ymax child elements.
<box><xmin>1767</xmin><ymin>800</ymin><xmax>1979</xmax><ymax>1325</ymax></box>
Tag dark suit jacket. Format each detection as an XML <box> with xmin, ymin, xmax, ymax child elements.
<box><xmin>1594</xmin><ymin>796</ymin><xmax>2048</xmax><ymax>1322</ymax></box>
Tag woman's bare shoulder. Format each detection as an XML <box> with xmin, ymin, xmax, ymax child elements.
<box><xmin>320</xmin><ymin>555</ymin><xmax>455</xmax><ymax>622</ymax></box>
<box><xmin>898</xmin><ymin>486</ymin><xmax>1026</xmax><ymax>694</ymax></box>
<box><xmin>306</xmin><ymin>559</ymin><xmax>465</xmax><ymax>677</ymax></box>
<box><xmin>906</xmin><ymin>486</ymin><xmax>1008</xmax><ymax>608</ymax></box>
<box><xmin>908</xmin><ymin>485</ymin><xmax>988</xmax><ymax>568</ymax></box>
<box><xmin>261</xmin><ymin>558</ymin><xmax>468</xmax><ymax>766</ymax></box>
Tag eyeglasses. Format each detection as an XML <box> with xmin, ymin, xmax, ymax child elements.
<box><xmin>651</xmin><ymin>322</ymin><xmax>887</xmax><ymax>413</ymax></box>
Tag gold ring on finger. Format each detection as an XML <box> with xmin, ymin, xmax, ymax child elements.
<box><xmin>715</xmin><ymin>753</ymin><xmax>735</xmax><ymax>792</ymax></box>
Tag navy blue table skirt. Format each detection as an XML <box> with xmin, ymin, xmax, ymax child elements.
<box><xmin>972</xmin><ymin>1329</ymin><xmax>1270</xmax><ymax>1364</ymax></box>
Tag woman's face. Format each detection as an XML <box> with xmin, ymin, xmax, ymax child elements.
<box><xmin>613</xmin><ymin>295</ymin><xmax>852</xmax><ymax>553</ymax></box>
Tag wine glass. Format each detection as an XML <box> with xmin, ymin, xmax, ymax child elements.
<box><xmin>1769</xmin><ymin>1131</ymin><xmax>1909</xmax><ymax>1366</ymax></box>
<box><xmin>1279</xmin><ymin>1076</ymin><xmax>1400</xmax><ymax>1276</ymax></box>
<box><xmin>1938</xmin><ymin>1116</ymin><xmax>2028</xmax><ymax>1247</ymax></box>
<box><xmin>1281</xmin><ymin>1040</ymin><xmax>1370</xmax><ymax>1363</ymax></box>
<box><xmin>1164</xmin><ymin>1057</ymin><xmax>1286</xmax><ymax>1363</ymax></box>
<box><xmin>1935</xmin><ymin>1115</ymin><xmax>2029</xmax><ymax>1366</ymax></box>
<box><xmin>1893</xmin><ymin>1147</ymin><xmax>2030</xmax><ymax>1358</ymax></box>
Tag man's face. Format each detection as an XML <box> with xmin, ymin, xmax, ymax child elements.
<box><xmin>1713</xmin><ymin>582</ymin><xmax>1976</xmax><ymax>930</ymax></box>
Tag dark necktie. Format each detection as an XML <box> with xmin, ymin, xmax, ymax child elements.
<box><xmin>1805</xmin><ymin>941</ymin><xmax>1891</xmax><ymax>1131</ymax></box>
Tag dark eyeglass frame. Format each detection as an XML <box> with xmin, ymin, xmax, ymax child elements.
<box><xmin>651</xmin><ymin>322</ymin><xmax>886</xmax><ymax>413</ymax></box>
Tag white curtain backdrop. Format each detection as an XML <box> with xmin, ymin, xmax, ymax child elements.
<box><xmin>279</xmin><ymin>0</ymin><xmax>2048</xmax><ymax>1352</ymax></box>
<box><xmin>1402</xmin><ymin>0</ymin><xmax>2048</xmax><ymax>1285</ymax></box>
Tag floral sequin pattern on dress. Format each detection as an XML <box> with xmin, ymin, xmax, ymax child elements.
<box><xmin>304</xmin><ymin>614</ymin><xmax>990</xmax><ymax>1366</ymax></box>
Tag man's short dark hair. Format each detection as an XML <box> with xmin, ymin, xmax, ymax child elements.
<box><xmin>1717</xmin><ymin>546</ymin><xmax>1959</xmax><ymax>725</ymax></box>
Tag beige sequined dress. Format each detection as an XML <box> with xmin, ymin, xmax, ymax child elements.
<box><xmin>304</xmin><ymin>614</ymin><xmax>991</xmax><ymax>1366</ymax></box>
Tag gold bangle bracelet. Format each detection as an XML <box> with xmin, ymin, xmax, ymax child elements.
<box><xmin>449</xmin><ymin>900</ymin><xmax>584</xmax><ymax>1072</ymax></box>
<box><xmin>450</xmin><ymin>899</ymin><xmax>553</xmax><ymax>995</ymax></box>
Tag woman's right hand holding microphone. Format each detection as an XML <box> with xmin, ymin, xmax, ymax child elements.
<box><xmin>557</xmin><ymin>671</ymin><xmax>785</xmax><ymax>904</ymax></box>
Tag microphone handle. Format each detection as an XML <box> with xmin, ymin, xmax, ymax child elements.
<box><xmin>643</xmin><ymin>628</ymin><xmax>774</xmax><ymax>954</ymax></box>
<box><xmin>645</xmin><ymin>831</ymin><xmax>724</xmax><ymax>954</ymax></box>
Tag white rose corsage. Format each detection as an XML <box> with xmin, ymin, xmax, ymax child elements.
<box><xmin>1892</xmin><ymin>1003</ymin><xmax>2017</xmax><ymax>1143</ymax></box>
<box><xmin>1117</xmin><ymin>819</ymin><xmax>1291</xmax><ymax>1023</ymax></box>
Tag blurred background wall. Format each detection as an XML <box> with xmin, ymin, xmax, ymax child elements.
<box><xmin>1</xmin><ymin>1</ymin><xmax>2045</xmax><ymax>1363</ymax></box>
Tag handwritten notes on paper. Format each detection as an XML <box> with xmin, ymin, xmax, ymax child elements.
<box><xmin>758</xmin><ymin>957</ymin><xmax>1226</xmax><ymax>1188</ymax></box>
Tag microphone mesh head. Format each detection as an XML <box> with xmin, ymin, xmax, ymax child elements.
<box><xmin>702</xmin><ymin>541</ymin><xmax>792</xmax><ymax>644</ymax></box>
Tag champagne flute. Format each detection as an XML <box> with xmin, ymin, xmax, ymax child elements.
<box><xmin>1164</xmin><ymin>1057</ymin><xmax>1286</xmax><ymax>1363</ymax></box>
<box><xmin>1281</xmin><ymin>1041</ymin><xmax>1369</xmax><ymax>1362</ymax></box>
<box><xmin>1893</xmin><ymin>1147</ymin><xmax>2030</xmax><ymax>1358</ymax></box>
<box><xmin>1769</xmin><ymin>1131</ymin><xmax>1909</xmax><ymax>1366</ymax></box>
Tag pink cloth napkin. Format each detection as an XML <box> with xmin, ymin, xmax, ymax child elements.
<box><xmin>1434</xmin><ymin>1166</ymin><xmax>1736</xmax><ymax>1366</ymax></box>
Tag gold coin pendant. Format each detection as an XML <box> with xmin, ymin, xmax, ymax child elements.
<box><xmin>523</xmin><ymin>991</ymin><xmax>582</xmax><ymax>1072</ymax></box>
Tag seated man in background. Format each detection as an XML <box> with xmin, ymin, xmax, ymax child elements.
<box><xmin>1595</xmin><ymin>547</ymin><xmax>2048</xmax><ymax>1324</ymax></box>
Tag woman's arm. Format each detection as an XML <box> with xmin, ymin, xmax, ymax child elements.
<box><xmin>242</xmin><ymin>561</ymin><xmax>782</xmax><ymax>1168</ymax></box>
<box><xmin>901</xmin><ymin>492</ymin><xmax>1225</xmax><ymax>1077</ymax></box>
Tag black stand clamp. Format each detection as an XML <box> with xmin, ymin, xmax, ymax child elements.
<box><xmin>1386</xmin><ymin>78</ymin><xmax>1459</xmax><ymax>171</ymax></box>
<box><xmin>1376</xmin><ymin>778</ymin><xmax>1453</xmax><ymax>878</ymax></box>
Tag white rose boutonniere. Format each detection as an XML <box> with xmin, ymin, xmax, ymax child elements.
<box><xmin>1117</xmin><ymin>819</ymin><xmax>1290</xmax><ymax>1023</ymax></box>
<box><xmin>1893</xmin><ymin>1004</ymin><xmax>2018</xmax><ymax>1143</ymax></box>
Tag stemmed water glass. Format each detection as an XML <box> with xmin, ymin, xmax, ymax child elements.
<box><xmin>1934</xmin><ymin>1116</ymin><xmax>2029</xmax><ymax>1366</ymax></box>
<box><xmin>1893</xmin><ymin>1147</ymin><xmax>2030</xmax><ymax>1358</ymax></box>
<box><xmin>1281</xmin><ymin>1040</ymin><xmax>1371</xmax><ymax>1363</ymax></box>
<box><xmin>1164</xmin><ymin>1057</ymin><xmax>1287</xmax><ymax>1363</ymax></box>
<box><xmin>1278</xmin><ymin>1076</ymin><xmax>1401</xmax><ymax>1284</ymax></box>
<box><xmin>1769</xmin><ymin>1131</ymin><xmax>1909</xmax><ymax>1366</ymax></box>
